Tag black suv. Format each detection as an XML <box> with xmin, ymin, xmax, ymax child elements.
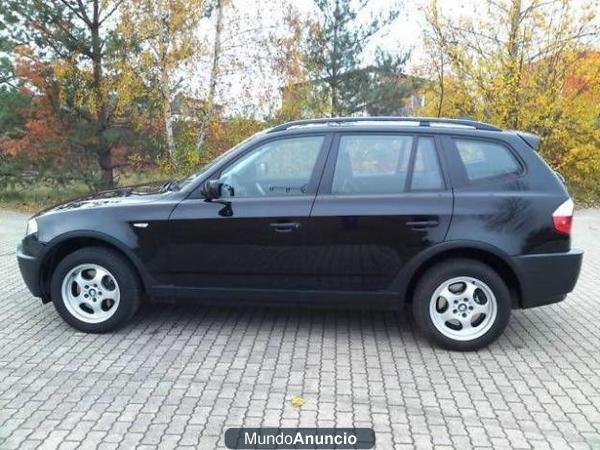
<box><xmin>17</xmin><ymin>117</ymin><xmax>583</xmax><ymax>350</ymax></box>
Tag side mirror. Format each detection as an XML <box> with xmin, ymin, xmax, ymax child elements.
<box><xmin>202</xmin><ymin>179</ymin><xmax>222</xmax><ymax>200</ymax></box>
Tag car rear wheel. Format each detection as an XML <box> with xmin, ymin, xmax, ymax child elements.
<box><xmin>50</xmin><ymin>247</ymin><xmax>141</xmax><ymax>333</ymax></box>
<box><xmin>412</xmin><ymin>259</ymin><xmax>511</xmax><ymax>351</ymax></box>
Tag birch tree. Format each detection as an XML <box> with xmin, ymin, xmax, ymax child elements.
<box><xmin>120</xmin><ymin>0</ymin><xmax>205</xmax><ymax>163</ymax></box>
<box><xmin>196</xmin><ymin>0</ymin><xmax>225</xmax><ymax>152</ymax></box>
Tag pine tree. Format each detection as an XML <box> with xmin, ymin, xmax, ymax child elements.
<box><xmin>0</xmin><ymin>0</ymin><xmax>124</xmax><ymax>188</ymax></box>
<box><xmin>304</xmin><ymin>0</ymin><xmax>408</xmax><ymax>116</ymax></box>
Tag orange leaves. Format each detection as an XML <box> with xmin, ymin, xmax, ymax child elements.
<box><xmin>564</xmin><ymin>52</ymin><xmax>600</xmax><ymax>100</ymax></box>
<box><xmin>204</xmin><ymin>117</ymin><xmax>266</xmax><ymax>156</ymax></box>
<box><xmin>2</xmin><ymin>56</ymin><xmax>68</xmax><ymax>163</ymax></box>
<box><xmin>4</xmin><ymin>98</ymin><xmax>67</xmax><ymax>162</ymax></box>
<box><xmin>15</xmin><ymin>56</ymin><xmax>49</xmax><ymax>92</ymax></box>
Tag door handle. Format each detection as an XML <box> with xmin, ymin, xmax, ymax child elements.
<box><xmin>406</xmin><ymin>219</ymin><xmax>439</xmax><ymax>230</ymax></box>
<box><xmin>269</xmin><ymin>222</ymin><xmax>301</xmax><ymax>233</ymax></box>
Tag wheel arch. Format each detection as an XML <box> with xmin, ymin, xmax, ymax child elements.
<box><xmin>398</xmin><ymin>241</ymin><xmax>522</xmax><ymax>309</ymax></box>
<box><xmin>39</xmin><ymin>231</ymin><xmax>150</xmax><ymax>302</ymax></box>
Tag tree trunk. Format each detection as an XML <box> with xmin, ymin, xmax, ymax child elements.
<box><xmin>437</xmin><ymin>52</ymin><xmax>444</xmax><ymax>117</ymax></box>
<box><xmin>331</xmin><ymin>84</ymin><xmax>338</xmax><ymax>117</ymax></box>
<box><xmin>98</xmin><ymin>149</ymin><xmax>113</xmax><ymax>189</ymax></box>
<box><xmin>330</xmin><ymin>0</ymin><xmax>340</xmax><ymax>117</ymax></box>
<box><xmin>505</xmin><ymin>0</ymin><xmax>522</xmax><ymax>129</ymax></box>
<box><xmin>91</xmin><ymin>0</ymin><xmax>113</xmax><ymax>189</ymax></box>
<box><xmin>196</xmin><ymin>0</ymin><xmax>224</xmax><ymax>152</ymax></box>
<box><xmin>164</xmin><ymin>95</ymin><xmax>175</xmax><ymax>160</ymax></box>
<box><xmin>158</xmin><ymin>10</ymin><xmax>176</xmax><ymax>163</ymax></box>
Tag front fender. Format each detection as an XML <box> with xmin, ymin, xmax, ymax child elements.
<box><xmin>36</xmin><ymin>228</ymin><xmax>159</xmax><ymax>304</ymax></box>
<box><xmin>45</xmin><ymin>229</ymin><xmax>151</xmax><ymax>280</ymax></box>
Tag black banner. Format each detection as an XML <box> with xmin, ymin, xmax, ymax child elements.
<box><xmin>224</xmin><ymin>428</ymin><xmax>375</xmax><ymax>449</ymax></box>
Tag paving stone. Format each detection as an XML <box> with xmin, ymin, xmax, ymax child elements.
<box><xmin>1</xmin><ymin>208</ymin><xmax>600</xmax><ymax>449</ymax></box>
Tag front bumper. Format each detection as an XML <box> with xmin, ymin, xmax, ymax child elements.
<box><xmin>17</xmin><ymin>241</ymin><xmax>44</xmax><ymax>298</ymax></box>
<box><xmin>514</xmin><ymin>249</ymin><xmax>583</xmax><ymax>309</ymax></box>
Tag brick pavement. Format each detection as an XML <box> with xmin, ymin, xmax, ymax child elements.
<box><xmin>1</xmin><ymin>208</ymin><xmax>599</xmax><ymax>449</ymax></box>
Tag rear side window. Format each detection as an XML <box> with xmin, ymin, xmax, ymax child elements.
<box><xmin>332</xmin><ymin>135</ymin><xmax>413</xmax><ymax>195</ymax></box>
<box><xmin>454</xmin><ymin>138</ymin><xmax>521</xmax><ymax>181</ymax></box>
<box><xmin>411</xmin><ymin>137</ymin><xmax>444</xmax><ymax>190</ymax></box>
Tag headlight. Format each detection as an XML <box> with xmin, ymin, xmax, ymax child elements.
<box><xmin>25</xmin><ymin>218</ymin><xmax>38</xmax><ymax>236</ymax></box>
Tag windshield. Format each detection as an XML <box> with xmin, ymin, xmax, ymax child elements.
<box><xmin>168</xmin><ymin>133</ymin><xmax>263</xmax><ymax>191</ymax></box>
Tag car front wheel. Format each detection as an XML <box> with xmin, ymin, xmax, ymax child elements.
<box><xmin>50</xmin><ymin>247</ymin><xmax>141</xmax><ymax>333</ymax></box>
<box><xmin>412</xmin><ymin>259</ymin><xmax>511</xmax><ymax>351</ymax></box>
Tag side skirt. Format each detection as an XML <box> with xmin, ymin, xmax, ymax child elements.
<box><xmin>147</xmin><ymin>286</ymin><xmax>404</xmax><ymax>310</ymax></box>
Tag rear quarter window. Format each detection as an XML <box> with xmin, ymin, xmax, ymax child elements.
<box><xmin>454</xmin><ymin>138</ymin><xmax>521</xmax><ymax>182</ymax></box>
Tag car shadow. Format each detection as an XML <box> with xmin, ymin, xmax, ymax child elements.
<box><xmin>126</xmin><ymin>300</ymin><xmax>572</xmax><ymax>353</ymax></box>
<box><xmin>132</xmin><ymin>301</ymin><xmax>416</xmax><ymax>341</ymax></box>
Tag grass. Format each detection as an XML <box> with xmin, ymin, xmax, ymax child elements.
<box><xmin>569</xmin><ymin>185</ymin><xmax>600</xmax><ymax>209</ymax></box>
<box><xmin>1</xmin><ymin>170</ymin><xmax>598</xmax><ymax>214</ymax></box>
<box><xmin>0</xmin><ymin>170</ymin><xmax>167</xmax><ymax>213</ymax></box>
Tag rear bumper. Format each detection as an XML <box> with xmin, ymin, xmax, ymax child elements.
<box><xmin>17</xmin><ymin>242</ymin><xmax>43</xmax><ymax>297</ymax></box>
<box><xmin>514</xmin><ymin>249</ymin><xmax>583</xmax><ymax>308</ymax></box>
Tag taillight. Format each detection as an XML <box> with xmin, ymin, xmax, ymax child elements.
<box><xmin>552</xmin><ymin>199</ymin><xmax>574</xmax><ymax>235</ymax></box>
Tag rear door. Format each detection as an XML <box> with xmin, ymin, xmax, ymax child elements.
<box><xmin>307</xmin><ymin>132</ymin><xmax>453</xmax><ymax>291</ymax></box>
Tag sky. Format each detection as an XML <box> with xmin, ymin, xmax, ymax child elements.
<box><xmin>201</xmin><ymin>0</ymin><xmax>599</xmax><ymax>115</ymax></box>
<box><xmin>208</xmin><ymin>0</ymin><xmax>484</xmax><ymax>115</ymax></box>
<box><xmin>291</xmin><ymin>0</ymin><xmax>483</xmax><ymax>70</ymax></box>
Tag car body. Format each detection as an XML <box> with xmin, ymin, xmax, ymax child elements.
<box><xmin>17</xmin><ymin>117</ymin><xmax>583</xmax><ymax>350</ymax></box>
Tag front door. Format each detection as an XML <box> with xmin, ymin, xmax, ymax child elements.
<box><xmin>307</xmin><ymin>132</ymin><xmax>453</xmax><ymax>292</ymax></box>
<box><xmin>168</xmin><ymin>133</ymin><xmax>330</xmax><ymax>292</ymax></box>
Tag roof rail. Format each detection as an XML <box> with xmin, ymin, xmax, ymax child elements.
<box><xmin>267</xmin><ymin>116</ymin><xmax>502</xmax><ymax>133</ymax></box>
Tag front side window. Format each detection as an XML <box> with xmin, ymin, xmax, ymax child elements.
<box><xmin>332</xmin><ymin>134</ymin><xmax>413</xmax><ymax>195</ymax></box>
<box><xmin>219</xmin><ymin>136</ymin><xmax>324</xmax><ymax>197</ymax></box>
<box><xmin>454</xmin><ymin>138</ymin><xmax>521</xmax><ymax>182</ymax></box>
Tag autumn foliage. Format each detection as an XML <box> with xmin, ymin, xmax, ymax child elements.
<box><xmin>419</xmin><ymin>0</ymin><xmax>600</xmax><ymax>203</ymax></box>
<box><xmin>0</xmin><ymin>0</ymin><xmax>599</xmax><ymax>205</ymax></box>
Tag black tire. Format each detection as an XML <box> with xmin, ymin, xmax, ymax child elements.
<box><xmin>412</xmin><ymin>258</ymin><xmax>511</xmax><ymax>351</ymax></box>
<box><xmin>50</xmin><ymin>247</ymin><xmax>142</xmax><ymax>333</ymax></box>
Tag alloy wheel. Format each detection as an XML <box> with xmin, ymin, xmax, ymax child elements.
<box><xmin>429</xmin><ymin>276</ymin><xmax>498</xmax><ymax>341</ymax></box>
<box><xmin>61</xmin><ymin>263</ymin><xmax>121</xmax><ymax>324</ymax></box>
